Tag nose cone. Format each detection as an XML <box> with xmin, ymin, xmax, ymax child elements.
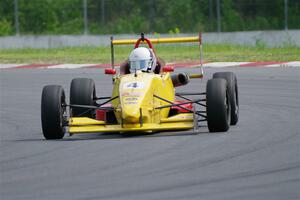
<box><xmin>122</xmin><ymin>107</ymin><xmax>140</xmax><ymax>123</ymax></box>
<box><xmin>121</xmin><ymin>92</ymin><xmax>144</xmax><ymax>123</ymax></box>
<box><xmin>120</xmin><ymin>73</ymin><xmax>152</xmax><ymax>124</ymax></box>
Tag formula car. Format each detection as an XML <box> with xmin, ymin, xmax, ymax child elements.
<box><xmin>41</xmin><ymin>33</ymin><xmax>239</xmax><ymax>139</ymax></box>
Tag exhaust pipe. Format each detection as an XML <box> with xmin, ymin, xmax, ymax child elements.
<box><xmin>171</xmin><ymin>73</ymin><xmax>190</xmax><ymax>87</ymax></box>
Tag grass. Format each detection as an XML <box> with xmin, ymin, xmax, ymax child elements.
<box><xmin>0</xmin><ymin>44</ymin><xmax>299</xmax><ymax>64</ymax></box>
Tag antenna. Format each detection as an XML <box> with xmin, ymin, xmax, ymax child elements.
<box><xmin>141</xmin><ymin>33</ymin><xmax>145</xmax><ymax>41</ymax></box>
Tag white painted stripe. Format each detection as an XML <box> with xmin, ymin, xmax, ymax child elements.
<box><xmin>285</xmin><ymin>61</ymin><xmax>300</xmax><ymax>67</ymax></box>
<box><xmin>263</xmin><ymin>64</ymin><xmax>284</xmax><ymax>67</ymax></box>
<box><xmin>48</xmin><ymin>64</ymin><xmax>97</xmax><ymax>69</ymax></box>
<box><xmin>0</xmin><ymin>64</ymin><xmax>27</xmax><ymax>69</ymax></box>
<box><xmin>266</xmin><ymin>61</ymin><xmax>300</xmax><ymax>67</ymax></box>
<box><xmin>203</xmin><ymin>62</ymin><xmax>251</xmax><ymax>68</ymax></box>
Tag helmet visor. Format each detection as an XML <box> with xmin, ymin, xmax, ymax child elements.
<box><xmin>130</xmin><ymin>59</ymin><xmax>152</xmax><ymax>72</ymax></box>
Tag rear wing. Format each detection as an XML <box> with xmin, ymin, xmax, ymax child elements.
<box><xmin>110</xmin><ymin>33</ymin><xmax>203</xmax><ymax>77</ymax></box>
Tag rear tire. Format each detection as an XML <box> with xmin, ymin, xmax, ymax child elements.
<box><xmin>213</xmin><ymin>72</ymin><xmax>239</xmax><ymax>125</ymax></box>
<box><xmin>70</xmin><ymin>78</ymin><xmax>96</xmax><ymax>118</ymax></box>
<box><xmin>41</xmin><ymin>85</ymin><xmax>66</xmax><ymax>139</ymax></box>
<box><xmin>206</xmin><ymin>78</ymin><xmax>231</xmax><ymax>132</ymax></box>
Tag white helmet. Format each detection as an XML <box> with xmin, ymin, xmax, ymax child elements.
<box><xmin>129</xmin><ymin>47</ymin><xmax>156</xmax><ymax>73</ymax></box>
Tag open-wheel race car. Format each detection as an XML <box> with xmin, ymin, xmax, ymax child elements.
<box><xmin>41</xmin><ymin>33</ymin><xmax>239</xmax><ymax>139</ymax></box>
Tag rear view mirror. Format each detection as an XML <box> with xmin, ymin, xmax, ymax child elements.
<box><xmin>163</xmin><ymin>66</ymin><xmax>174</xmax><ymax>72</ymax></box>
<box><xmin>105</xmin><ymin>68</ymin><xmax>116</xmax><ymax>75</ymax></box>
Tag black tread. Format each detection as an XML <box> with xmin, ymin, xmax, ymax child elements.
<box><xmin>41</xmin><ymin>85</ymin><xmax>65</xmax><ymax>139</ymax></box>
<box><xmin>213</xmin><ymin>72</ymin><xmax>239</xmax><ymax>125</ymax></box>
<box><xmin>206</xmin><ymin>78</ymin><xmax>230</xmax><ymax>132</ymax></box>
<box><xmin>70</xmin><ymin>78</ymin><xmax>96</xmax><ymax>118</ymax></box>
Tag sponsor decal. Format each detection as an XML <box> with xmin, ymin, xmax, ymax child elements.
<box><xmin>124</xmin><ymin>101</ymin><xmax>137</xmax><ymax>105</ymax></box>
<box><xmin>123</xmin><ymin>82</ymin><xmax>145</xmax><ymax>89</ymax></box>
<box><xmin>125</xmin><ymin>97</ymin><xmax>138</xmax><ymax>101</ymax></box>
<box><xmin>122</xmin><ymin>92</ymin><xmax>142</xmax><ymax>97</ymax></box>
<box><xmin>122</xmin><ymin>95</ymin><xmax>139</xmax><ymax>105</ymax></box>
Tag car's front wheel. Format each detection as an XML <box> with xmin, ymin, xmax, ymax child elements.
<box><xmin>41</xmin><ymin>85</ymin><xmax>66</xmax><ymax>139</ymax></box>
<box><xmin>213</xmin><ymin>72</ymin><xmax>239</xmax><ymax>125</ymax></box>
<box><xmin>206</xmin><ymin>78</ymin><xmax>231</xmax><ymax>132</ymax></box>
<box><xmin>70</xmin><ymin>78</ymin><xmax>96</xmax><ymax>118</ymax></box>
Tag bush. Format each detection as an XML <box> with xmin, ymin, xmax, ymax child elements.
<box><xmin>56</xmin><ymin>18</ymin><xmax>83</xmax><ymax>34</ymax></box>
<box><xmin>0</xmin><ymin>19</ymin><xmax>13</xmax><ymax>36</ymax></box>
<box><xmin>1</xmin><ymin>0</ymin><xmax>299</xmax><ymax>35</ymax></box>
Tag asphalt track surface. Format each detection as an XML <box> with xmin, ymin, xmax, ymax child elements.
<box><xmin>0</xmin><ymin>67</ymin><xmax>299</xmax><ymax>200</ymax></box>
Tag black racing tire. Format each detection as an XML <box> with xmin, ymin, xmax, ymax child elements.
<box><xmin>206</xmin><ymin>78</ymin><xmax>231</xmax><ymax>132</ymax></box>
<box><xmin>213</xmin><ymin>72</ymin><xmax>239</xmax><ymax>125</ymax></box>
<box><xmin>41</xmin><ymin>85</ymin><xmax>66</xmax><ymax>139</ymax></box>
<box><xmin>70</xmin><ymin>78</ymin><xmax>96</xmax><ymax>118</ymax></box>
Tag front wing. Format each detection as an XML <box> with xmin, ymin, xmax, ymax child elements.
<box><xmin>69</xmin><ymin>113</ymin><xmax>194</xmax><ymax>134</ymax></box>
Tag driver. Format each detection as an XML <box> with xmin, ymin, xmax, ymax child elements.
<box><xmin>128</xmin><ymin>47</ymin><xmax>156</xmax><ymax>73</ymax></box>
<box><xmin>120</xmin><ymin>47</ymin><xmax>164</xmax><ymax>74</ymax></box>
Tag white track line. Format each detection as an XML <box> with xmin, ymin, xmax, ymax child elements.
<box><xmin>48</xmin><ymin>64</ymin><xmax>97</xmax><ymax>69</ymax></box>
<box><xmin>203</xmin><ymin>62</ymin><xmax>251</xmax><ymax>67</ymax></box>
<box><xmin>286</xmin><ymin>61</ymin><xmax>300</xmax><ymax>67</ymax></box>
<box><xmin>0</xmin><ymin>64</ymin><xmax>28</xmax><ymax>69</ymax></box>
<box><xmin>265</xmin><ymin>61</ymin><xmax>300</xmax><ymax>68</ymax></box>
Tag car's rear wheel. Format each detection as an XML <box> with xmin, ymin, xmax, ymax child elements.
<box><xmin>41</xmin><ymin>85</ymin><xmax>66</xmax><ymax>139</ymax></box>
<box><xmin>70</xmin><ymin>78</ymin><xmax>96</xmax><ymax>118</ymax></box>
<box><xmin>213</xmin><ymin>72</ymin><xmax>239</xmax><ymax>125</ymax></box>
<box><xmin>206</xmin><ymin>78</ymin><xmax>231</xmax><ymax>132</ymax></box>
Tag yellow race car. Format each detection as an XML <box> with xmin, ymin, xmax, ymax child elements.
<box><xmin>41</xmin><ymin>34</ymin><xmax>239</xmax><ymax>139</ymax></box>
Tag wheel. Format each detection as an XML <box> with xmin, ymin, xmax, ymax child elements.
<box><xmin>213</xmin><ymin>72</ymin><xmax>239</xmax><ymax>125</ymax></box>
<box><xmin>70</xmin><ymin>78</ymin><xmax>96</xmax><ymax>118</ymax></box>
<box><xmin>206</xmin><ymin>78</ymin><xmax>231</xmax><ymax>132</ymax></box>
<box><xmin>41</xmin><ymin>85</ymin><xmax>66</xmax><ymax>139</ymax></box>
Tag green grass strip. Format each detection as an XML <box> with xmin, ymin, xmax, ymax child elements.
<box><xmin>0</xmin><ymin>44</ymin><xmax>299</xmax><ymax>64</ymax></box>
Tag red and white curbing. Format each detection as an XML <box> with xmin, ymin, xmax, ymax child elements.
<box><xmin>0</xmin><ymin>61</ymin><xmax>299</xmax><ymax>69</ymax></box>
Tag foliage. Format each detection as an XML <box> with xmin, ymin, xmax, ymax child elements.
<box><xmin>0</xmin><ymin>0</ymin><xmax>299</xmax><ymax>35</ymax></box>
<box><xmin>0</xmin><ymin>19</ymin><xmax>13</xmax><ymax>36</ymax></box>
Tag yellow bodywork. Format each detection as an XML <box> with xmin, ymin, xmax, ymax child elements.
<box><xmin>112</xmin><ymin>36</ymin><xmax>200</xmax><ymax>45</ymax></box>
<box><xmin>69</xmin><ymin>71</ymin><xmax>195</xmax><ymax>134</ymax></box>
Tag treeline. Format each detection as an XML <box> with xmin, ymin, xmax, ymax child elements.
<box><xmin>0</xmin><ymin>0</ymin><xmax>299</xmax><ymax>36</ymax></box>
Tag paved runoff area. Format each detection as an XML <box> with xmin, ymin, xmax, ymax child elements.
<box><xmin>0</xmin><ymin>66</ymin><xmax>299</xmax><ymax>200</ymax></box>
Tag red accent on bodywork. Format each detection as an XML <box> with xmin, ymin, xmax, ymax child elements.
<box><xmin>96</xmin><ymin>110</ymin><xmax>106</xmax><ymax>121</ymax></box>
<box><xmin>172</xmin><ymin>100</ymin><xmax>193</xmax><ymax>113</ymax></box>
<box><xmin>96</xmin><ymin>104</ymin><xmax>112</xmax><ymax>121</ymax></box>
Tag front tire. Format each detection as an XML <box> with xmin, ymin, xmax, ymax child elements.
<box><xmin>213</xmin><ymin>72</ymin><xmax>239</xmax><ymax>125</ymax></box>
<box><xmin>70</xmin><ymin>78</ymin><xmax>96</xmax><ymax>118</ymax></box>
<box><xmin>41</xmin><ymin>85</ymin><xmax>66</xmax><ymax>139</ymax></box>
<box><xmin>206</xmin><ymin>78</ymin><xmax>231</xmax><ymax>132</ymax></box>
